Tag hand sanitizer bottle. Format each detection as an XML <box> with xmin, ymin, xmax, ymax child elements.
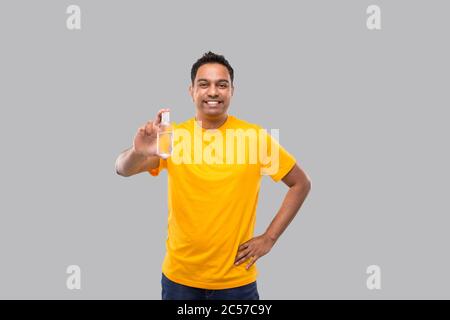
<box><xmin>157</xmin><ymin>111</ymin><xmax>172</xmax><ymax>159</ymax></box>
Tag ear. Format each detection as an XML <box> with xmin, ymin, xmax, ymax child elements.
<box><xmin>189</xmin><ymin>84</ymin><xmax>194</xmax><ymax>101</ymax></box>
<box><xmin>231</xmin><ymin>85</ymin><xmax>234</xmax><ymax>96</ymax></box>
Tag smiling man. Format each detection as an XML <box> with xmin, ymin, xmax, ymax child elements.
<box><xmin>115</xmin><ymin>52</ymin><xmax>312</xmax><ymax>300</ymax></box>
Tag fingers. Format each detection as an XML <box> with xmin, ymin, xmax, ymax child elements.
<box><xmin>144</xmin><ymin>121</ymin><xmax>153</xmax><ymax>136</ymax></box>
<box><xmin>235</xmin><ymin>238</ymin><xmax>264</xmax><ymax>269</ymax></box>
<box><xmin>234</xmin><ymin>250</ymin><xmax>258</xmax><ymax>270</ymax></box>
<box><xmin>138</xmin><ymin>126</ymin><xmax>146</xmax><ymax>136</ymax></box>
<box><xmin>140</xmin><ymin>108</ymin><xmax>170</xmax><ymax>136</ymax></box>
<box><xmin>137</xmin><ymin>125</ymin><xmax>150</xmax><ymax>137</ymax></box>
<box><xmin>245</xmin><ymin>256</ymin><xmax>258</xmax><ymax>270</ymax></box>
<box><xmin>235</xmin><ymin>241</ymin><xmax>251</xmax><ymax>265</ymax></box>
<box><xmin>238</xmin><ymin>242</ymin><xmax>249</xmax><ymax>252</ymax></box>
<box><xmin>234</xmin><ymin>248</ymin><xmax>250</xmax><ymax>265</ymax></box>
<box><xmin>139</xmin><ymin>108</ymin><xmax>170</xmax><ymax>136</ymax></box>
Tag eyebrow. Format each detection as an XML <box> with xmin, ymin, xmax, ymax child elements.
<box><xmin>196</xmin><ymin>79</ymin><xmax>230</xmax><ymax>84</ymax></box>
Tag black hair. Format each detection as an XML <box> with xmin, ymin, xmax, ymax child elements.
<box><xmin>191</xmin><ymin>51</ymin><xmax>234</xmax><ymax>85</ymax></box>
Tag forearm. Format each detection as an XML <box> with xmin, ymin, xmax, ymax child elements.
<box><xmin>264</xmin><ymin>180</ymin><xmax>311</xmax><ymax>243</ymax></box>
<box><xmin>115</xmin><ymin>147</ymin><xmax>159</xmax><ymax>177</ymax></box>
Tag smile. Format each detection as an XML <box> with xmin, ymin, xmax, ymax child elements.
<box><xmin>204</xmin><ymin>101</ymin><xmax>222</xmax><ymax>106</ymax></box>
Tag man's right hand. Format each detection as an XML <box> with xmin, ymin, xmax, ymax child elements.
<box><xmin>132</xmin><ymin>108</ymin><xmax>170</xmax><ymax>157</ymax></box>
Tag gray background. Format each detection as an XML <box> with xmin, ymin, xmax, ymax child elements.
<box><xmin>0</xmin><ymin>0</ymin><xmax>448</xmax><ymax>299</ymax></box>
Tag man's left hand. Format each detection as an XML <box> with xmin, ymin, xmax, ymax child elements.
<box><xmin>234</xmin><ymin>233</ymin><xmax>276</xmax><ymax>270</ymax></box>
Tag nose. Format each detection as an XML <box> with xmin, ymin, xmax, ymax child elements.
<box><xmin>207</xmin><ymin>84</ymin><xmax>219</xmax><ymax>98</ymax></box>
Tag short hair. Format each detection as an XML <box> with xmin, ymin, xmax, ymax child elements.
<box><xmin>191</xmin><ymin>51</ymin><xmax>234</xmax><ymax>85</ymax></box>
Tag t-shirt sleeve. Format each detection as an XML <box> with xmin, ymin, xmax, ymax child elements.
<box><xmin>148</xmin><ymin>158</ymin><xmax>167</xmax><ymax>176</ymax></box>
<box><xmin>259</xmin><ymin>128</ymin><xmax>297</xmax><ymax>182</ymax></box>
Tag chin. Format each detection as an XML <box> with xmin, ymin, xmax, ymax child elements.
<box><xmin>199</xmin><ymin>106</ymin><xmax>227</xmax><ymax>117</ymax></box>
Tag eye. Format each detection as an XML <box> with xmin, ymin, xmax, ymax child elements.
<box><xmin>219</xmin><ymin>83</ymin><xmax>228</xmax><ymax>88</ymax></box>
<box><xmin>199</xmin><ymin>83</ymin><xmax>208</xmax><ymax>88</ymax></box>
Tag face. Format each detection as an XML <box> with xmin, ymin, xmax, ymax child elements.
<box><xmin>189</xmin><ymin>63</ymin><xmax>234</xmax><ymax>119</ymax></box>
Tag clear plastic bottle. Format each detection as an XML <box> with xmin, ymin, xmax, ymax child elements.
<box><xmin>157</xmin><ymin>111</ymin><xmax>173</xmax><ymax>159</ymax></box>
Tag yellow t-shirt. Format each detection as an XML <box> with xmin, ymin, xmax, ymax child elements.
<box><xmin>149</xmin><ymin>115</ymin><xmax>296</xmax><ymax>289</ymax></box>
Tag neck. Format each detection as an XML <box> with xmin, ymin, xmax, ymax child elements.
<box><xmin>195</xmin><ymin>113</ymin><xmax>228</xmax><ymax>129</ymax></box>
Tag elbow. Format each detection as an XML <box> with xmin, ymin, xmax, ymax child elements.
<box><xmin>294</xmin><ymin>176</ymin><xmax>311</xmax><ymax>195</ymax></box>
<box><xmin>305</xmin><ymin>176</ymin><xmax>312</xmax><ymax>191</ymax></box>
<box><xmin>115</xmin><ymin>167</ymin><xmax>125</xmax><ymax>177</ymax></box>
<box><xmin>115</xmin><ymin>160</ymin><xmax>130</xmax><ymax>177</ymax></box>
<box><xmin>304</xmin><ymin>178</ymin><xmax>312</xmax><ymax>194</ymax></box>
<box><xmin>303</xmin><ymin>172</ymin><xmax>312</xmax><ymax>193</ymax></box>
<box><xmin>116</xmin><ymin>167</ymin><xmax>132</xmax><ymax>177</ymax></box>
<box><xmin>116</xmin><ymin>168</ymin><xmax>127</xmax><ymax>177</ymax></box>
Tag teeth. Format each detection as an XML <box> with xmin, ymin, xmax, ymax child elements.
<box><xmin>206</xmin><ymin>101</ymin><xmax>220</xmax><ymax>105</ymax></box>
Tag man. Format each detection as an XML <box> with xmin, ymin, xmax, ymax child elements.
<box><xmin>115</xmin><ymin>52</ymin><xmax>311</xmax><ymax>300</ymax></box>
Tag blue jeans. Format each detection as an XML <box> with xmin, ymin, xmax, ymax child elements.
<box><xmin>161</xmin><ymin>273</ymin><xmax>260</xmax><ymax>300</ymax></box>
